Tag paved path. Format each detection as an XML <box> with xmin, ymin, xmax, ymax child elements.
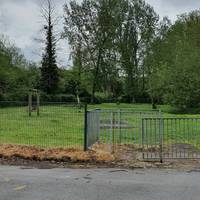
<box><xmin>0</xmin><ymin>166</ymin><xmax>200</xmax><ymax>200</ymax></box>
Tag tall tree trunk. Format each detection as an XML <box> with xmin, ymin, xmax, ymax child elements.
<box><xmin>76</xmin><ymin>44</ymin><xmax>82</xmax><ymax>105</ymax></box>
<box><xmin>132</xmin><ymin>40</ymin><xmax>138</xmax><ymax>101</ymax></box>
<box><xmin>151</xmin><ymin>97</ymin><xmax>157</xmax><ymax>109</ymax></box>
<box><xmin>142</xmin><ymin>65</ymin><xmax>145</xmax><ymax>92</ymax></box>
<box><xmin>91</xmin><ymin>48</ymin><xmax>102</xmax><ymax>103</ymax></box>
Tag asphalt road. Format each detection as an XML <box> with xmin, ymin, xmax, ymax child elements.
<box><xmin>0</xmin><ymin>166</ymin><xmax>200</xmax><ymax>200</ymax></box>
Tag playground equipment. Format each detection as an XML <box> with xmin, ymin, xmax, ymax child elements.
<box><xmin>28</xmin><ymin>89</ymin><xmax>40</xmax><ymax>116</ymax></box>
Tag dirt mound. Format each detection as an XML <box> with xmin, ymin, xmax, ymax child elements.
<box><xmin>1</xmin><ymin>144</ymin><xmax>200</xmax><ymax>170</ymax></box>
<box><xmin>0</xmin><ymin>144</ymin><xmax>115</xmax><ymax>163</ymax></box>
<box><xmin>0</xmin><ymin>143</ymin><xmax>158</xmax><ymax>169</ymax></box>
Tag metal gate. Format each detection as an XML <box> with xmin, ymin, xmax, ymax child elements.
<box><xmin>142</xmin><ymin>118</ymin><xmax>200</xmax><ymax>161</ymax></box>
<box><xmin>86</xmin><ymin>109</ymin><xmax>161</xmax><ymax>150</ymax></box>
<box><xmin>86</xmin><ymin>109</ymin><xmax>101</xmax><ymax>148</ymax></box>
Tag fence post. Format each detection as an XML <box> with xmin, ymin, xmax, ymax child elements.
<box><xmin>142</xmin><ymin>119</ymin><xmax>145</xmax><ymax>159</ymax></box>
<box><xmin>112</xmin><ymin>112</ymin><xmax>116</xmax><ymax>153</ymax></box>
<box><xmin>159</xmin><ymin>109</ymin><xmax>163</xmax><ymax>120</ymax></box>
<box><xmin>159</xmin><ymin>118</ymin><xmax>164</xmax><ymax>163</ymax></box>
<box><xmin>36</xmin><ymin>92</ymin><xmax>40</xmax><ymax>116</ymax></box>
<box><xmin>84</xmin><ymin>104</ymin><xmax>88</xmax><ymax>151</ymax></box>
<box><xmin>96</xmin><ymin>109</ymin><xmax>101</xmax><ymax>141</ymax></box>
<box><xmin>118</xmin><ymin>109</ymin><xmax>122</xmax><ymax>143</ymax></box>
<box><xmin>110</xmin><ymin>112</ymin><xmax>113</xmax><ymax>152</ymax></box>
<box><xmin>28</xmin><ymin>92</ymin><xmax>32</xmax><ymax>117</ymax></box>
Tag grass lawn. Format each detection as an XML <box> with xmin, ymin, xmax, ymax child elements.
<box><xmin>0</xmin><ymin>103</ymin><xmax>200</xmax><ymax>149</ymax></box>
<box><xmin>0</xmin><ymin>105</ymin><xmax>84</xmax><ymax>149</ymax></box>
<box><xmin>92</xmin><ymin>104</ymin><xmax>200</xmax><ymax>149</ymax></box>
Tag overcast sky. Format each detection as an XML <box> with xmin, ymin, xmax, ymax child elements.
<box><xmin>0</xmin><ymin>0</ymin><xmax>200</xmax><ymax>66</ymax></box>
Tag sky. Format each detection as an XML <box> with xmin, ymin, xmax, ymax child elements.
<box><xmin>0</xmin><ymin>0</ymin><xmax>200</xmax><ymax>66</ymax></box>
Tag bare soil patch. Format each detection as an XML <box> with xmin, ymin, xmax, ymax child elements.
<box><xmin>0</xmin><ymin>144</ymin><xmax>114</xmax><ymax>163</ymax></box>
<box><xmin>0</xmin><ymin>144</ymin><xmax>200</xmax><ymax>170</ymax></box>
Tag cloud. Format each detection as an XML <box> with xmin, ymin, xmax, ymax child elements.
<box><xmin>146</xmin><ymin>0</ymin><xmax>200</xmax><ymax>21</ymax></box>
<box><xmin>164</xmin><ymin>0</ymin><xmax>200</xmax><ymax>8</ymax></box>
<box><xmin>0</xmin><ymin>1</ymin><xmax>39</xmax><ymax>47</ymax></box>
<box><xmin>0</xmin><ymin>0</ymin><xmax>200</xmax><ymax>66</ymax></box>
<box><xmin>0</xmin><ymin>0</ymin><xmax>70</xmax><ymax>66</ymax></box>
<box><xmin>0</xmin><ymin>0</ymin><xmax>41</xmax><ymax>63</ymax></box>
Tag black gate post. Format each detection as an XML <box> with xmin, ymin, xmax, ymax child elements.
<box><xmin>142</xmin><ymin>119</ymin><xmax>145</xmax><ymax>160</ymax></box>
<box><xmin>84</xmin><ymin>104</ymin><xmax>88</xmax><ymax>151</ymax></box>
<box><xmin>159</xmin><ymin>118</ymin><xmax>164</xmax><ymax>163</ymax></box>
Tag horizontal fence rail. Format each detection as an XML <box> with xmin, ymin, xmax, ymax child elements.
<box><xmin>0</xmin><ymin>101</ymin><xmax>85</xmax><ymax>149</ymax></box>
<box><xmin>142</xmin><ymin>118</ymin><xmax>200</xmax><ymax>161</ymax></box>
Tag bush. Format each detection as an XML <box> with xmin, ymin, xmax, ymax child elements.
<box><xmin>118</xmin><ymin>94</ymin><xmax>151</xmax><ymax>104</ymax></box>
<box><xmin>93</xmin><ymin>92</ymin><xmax>117</xmax><ymax>104</ymax></box>
<box><xmin>40</xmin><ymin>93</ymin><xmax>76</xmax><ymax>102</ymax></box>
<box><xmin>2</xmin><ymin>90</ymin><xmax>28</xmax><ymax>102</ymax></box>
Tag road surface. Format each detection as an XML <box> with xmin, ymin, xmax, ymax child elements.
<box><xmin>0</xmin><ymin>166</ymin><xmax>200</xmax><ymax>200</ymax></box>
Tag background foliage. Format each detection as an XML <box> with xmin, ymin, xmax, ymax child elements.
<box><xmin>0</xmin><ymin>0</ymin><xmax>200</xmax><ymax>112</ymax></box>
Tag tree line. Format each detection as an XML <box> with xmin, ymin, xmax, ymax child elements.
<box><xmin>0</xmin><ymin>0</ymin><xmax>200</xmax><ymax>112</ymax></box>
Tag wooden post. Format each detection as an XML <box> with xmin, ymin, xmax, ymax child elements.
<box><xmin>36</xmin><ymin>91</ymin><xmax>40</xmax><ymax>116</ymax></box>
<box><xmin>28</xmin><ymin>89</ymin><xmax>40</xmax><ymax>117</ymax></box>
<box><xmin>28</xmin><ymin>92</ymin><xmax>32</xmax><ymax>117</ymax></box>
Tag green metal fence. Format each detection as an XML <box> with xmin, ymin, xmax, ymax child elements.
<box><xmin>86</xmin><ymin>109</ymin><xmax>161</xmax><ymax>149</ymax></box>
<box><xmin>0</xmin><ymin>101</ymin><xmax>85</xmax><ymax>149</ymax></box>
<box><xmin>142</xmin><ymin>118</ymin><xmax>200</xmax><ymax>161</ymax></box>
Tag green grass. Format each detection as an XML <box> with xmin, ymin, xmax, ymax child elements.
<box><xmin>89</xmin><ymin>103</ymin><xmax>154</xmax><ymax>110</ymax></box>
<box><xmin>0</xmin><ymin>105</ymin><xmax>84</xmax><ymax>148</ymax></box>
<box><xmin>1</xmin><ymin>103</ymin><xmax>200</xmax><ymax>149</ymax></box>
<box><xmin>89</xmin><ymin>103</ymin><xmax>200</xmax><ymax>148</ymax></box>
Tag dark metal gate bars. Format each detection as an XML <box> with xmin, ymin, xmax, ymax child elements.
<box><xmin>142</xmin><ymin>118</ymin><xmax>200</xmax><ymax>162</ymax></box>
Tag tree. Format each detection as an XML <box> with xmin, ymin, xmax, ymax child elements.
<box><xmin>70</xmin><ymin>43</ymin><xmax>83</xmax><ymax>104</ymax></box>
<box><xmin>0</xmin><ymin>34</ymin><xmax>40</xmax><ymax>101</ymax></box>
<box><xmin>116</xmin><ymin>0</ymin><xmax>158</xmax><ymax>102</ymax></box>
<box><xmin>146</xmin><ymin>10</ymin><xmax>200</xmax><ymax>111</ymax></box>
<box><xmin>145</xmin><ymin>17</ymin><xmax>171</xmax><ymax>108</ymax></box>
<box><xmin>63</xmin><ymin>0</ymin><xmax>119</xmax><ymax>103</ymax></box>
<box><xmin>164</xmin><ymin>11</ymin><xmax>200</xmax><ymax>110</ymax></box>
<box><xmin>63</xmin><ymin>0</ymin><xmax>158</xmax><ymax>103</ymax></box>
<box><xmin>40</xmin><ymin>0</ymin><xmax>59</xmax><ymax>94</ymax></box>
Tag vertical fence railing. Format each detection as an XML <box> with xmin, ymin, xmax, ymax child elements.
<box><xmin>159</xmin><ymin>118</ymin><xmax>164</xmax><ymax>163</ymax></box>
<box><xmin>0</xmin><ymin>101</ymin><xmax>85</xmax><ymax>150</ymax></box>
<box><xmin>142</xmin><ymin>118</ymin><xmax>200</xmax><ymax>161</ymax></box>
<box><xmin>84</xmin><ymin>104</ymin><xmax>88</xmax><ymax>151</ymax></box>
<box><xmin>85</xmin><ymin>109</ymin><xmax>161</xmax><ymax>150</ymax></box>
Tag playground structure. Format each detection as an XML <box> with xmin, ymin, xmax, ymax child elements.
<box><xmin>28</xmin><ymin>89</ymin><xmax>40</xmax><ymax>116</ymax></box>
